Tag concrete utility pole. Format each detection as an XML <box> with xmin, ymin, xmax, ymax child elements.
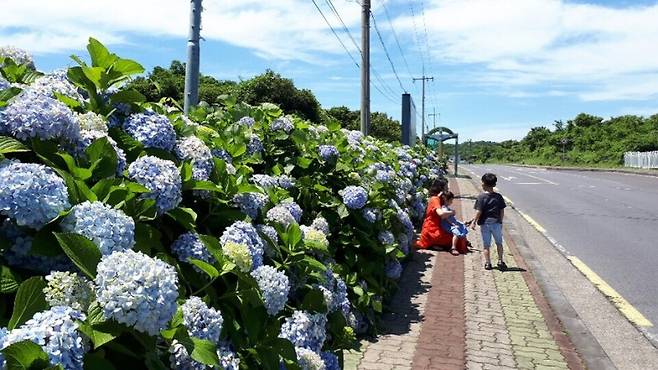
<box><xmin>413</xmin><ymin>76</ymin><xmax>433</xmax><ymax>142</ymax></box>
<box><xmin>360</xmin><ymin>0</ymin><xmax>371</xmax><ymax>135</ymax></box>
<box><xmin>184</xmin><ymin>0</ymin><xmax>202</xmax><ymax>115</ymax></box>
<box><xmin>428</xmin><ymin>108</ymin><xmax>438</xmax><ymax>131</ymax></box>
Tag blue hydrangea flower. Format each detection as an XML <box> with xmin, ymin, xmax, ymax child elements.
<box><xmin>333</xmin><ymin>277</ymin><xmax>350</xmax><ymax>316</ymax></box>
<box><xmin>168</xmin><ymin>340</ymin><xmax>206</xmax><ymax>370</ymax></box>
<box><xmin>171</xmin><ymin>232</ymin><xmax>214</xmax><ymax>269</ymax></box>
<box><xmin>44</xmin><ymin>271</ymin><xmax>94</xmax><ymax>311</ymax></box>
<box><xmin>295</xmin><ymin>347</ymin><xmax>326</xmax><ymax>370</ymax></box>
<box><xmin>318</xmin><ymin>145</ymin><xmax>339</xmax><ymax>161</ymax></box>
<box><xmin>271</xmin><ymin>116</ymin><xmax>293</xmax><ymax>133</ymax></box>
<box><xmin>182</xmin><ymin>296</ymin><xmax>223</xmax><ymax>343</ymax></box>
<box><xmin>385</xmin><ymin>259</ymin><xmax>403</xmax><ymax>280</ymax></box>
<box><xmin>247</xmin><ymin>134</ymin><xmax>263</xmax><ymax>155</ymax></box>
<box><xmin>251</xmin><ymin>174</ymin><xmax>278</xmax><ymax>189</ymax></box>
<box><xmin>233</xmin><ymin>192</ymin><xmax>268</xmax><ymax>219</ymax></box>
<box><xmin>251</xmin><ymin>265</ymin><xmax>290</xmax><ymax>316</ymax></box>
<box><xmin>237</xmin><ymin>116</ymin><xmax>255</xmax><ymax>127</ymax></box>
<box><xmin>361</xmin><ymin>208</ymin><xmax>377</xmax><ymax>223</ymax></box>
<box><xmin>220</xmin><ymin>221</ymin><xmax>264</xmax><ymax>271</ymax></box>
<box><xmin>266</xmin><ymin>205</ymin><xmax>296</xmax><ymax>228</ymax></box>
<box><xmin>0</xmin><ymin>76</ymin><xmax>9</xmax><ymax>90</ymax></box>
<box><xmin>122</xmin><ymin>112</ymin><xmax>176</xmax><ymax>151</ymax></box>
<box><xmin>217</xmin><ymin>347</ymin><xmax>241</xmax><ymax>370</ymax></box>
<box><xmin>0</xmin><ymin>46</ymin><xmax>34</xmax><ymax>67</ymax></box>
<box><xmin>212</xmin><ymin>148</ymin><xmax>233</xmax><ymax>163</ymax></box>
<box><xmin>256</xmin><ymin>224</ymin><xmax>278</xmax><ymax>257</ymax></box>
<box><xmin>26</xmin><ymin>70</ymin><xmax>83</xmax><ymax>102</ymax></box>
<box><xmin>378</xmin><ymin>231</ymin><xmax>395</xmax><ymax>245</ymax></box>
<box><xmin>94</xmin><ymin>250</ymin><xmax>179</xmax><ymax>335</ymax></box>
<box><xmin>128</xmin><ymin>156</ymin><xmax>182</xmax><ymax>214</ymax></box>
<box><xmin>279</xmin><ymin>311</ymin><xmax>327</xmax><ymax>352</ymax></box>
<box><xmin>321</xmin><ymin>352</ymin><xmax>340</xmax><ymax>370</ymax></box>
<box><xmin>397</xmin><ymin>209</ymin><xmax>414</xmax><ymax>239</ymax></box>
<box><xmin>0</xmin><ymin>160</ymin><xmax>70</xmax><ymax>229</ymax></box>
<box><xmin>344</xmin><ymin>130</ymin><xmax>363</xmax><ymax>146</ymax></box>
<box><xmin>338</xmin><ymin>186</ymin><xmax>368</xmax><ymax>210</ymax></box>
<box><xmin>72</xmin><ymin>130</ymin><xmax>127</xmax><ymax>175</ymax></box>
<box><xmin>1</xmin><ymin>220</ymin><xmax>73</xmax><ymax>273</ymax></box>
<box><xmin>310</xmin><ymin>216</ymin><xmax>329</xmax><ymax>236</ymax></box>
<box><xmin>2</xmin><ymin>306</ymin><xmax>86</xmax><ymax>370</ymax></box>
<box><xmin>281</xmin><ymin>200</ymin><xmax>303</xmax><ymax>223</ymax></box>
<box><xmin>0</xmin><ymin>327</ymin><xmax>7</xmax><ymax>367</ymax></box>
<box><xmin>276</xmin><ymin>175</ymin><xmax>295</xmax><ymax>189</ymax></box>
<box><xmin>61</xmin><ymin>201</ymin><xmax>135</xmax><ymax>255</ymax></box>
<box><xmin>398</xmin><ymin>234</ymin><xmax>410</xmax><ymax>255</ymax></box>
<box><xmin>175</xmin><ymin>136</ymin><xmax>213</xmax><ymax>181</ymax></box>
<box><xmin>1</xmin><ymin>92</ymin><xmax>80</xmax><ymax>142</ymax></box>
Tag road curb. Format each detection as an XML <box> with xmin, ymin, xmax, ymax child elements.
<box><xmin>462</xmin><ymin>173</ymin><xmax>617</xmax><ymax>369</ymax></box>
<box><xmin>505</xmin><ymin>163</ymin><xmax>658</xmax><ymax>177</ymax></box>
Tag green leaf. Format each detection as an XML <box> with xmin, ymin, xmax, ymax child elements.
<box><xmin>54</xmin><ymin>232</ymin><xmax>102</xmax><ymax>278</ymax></box>
<box><xmin>87</xmin><ymin>38</ymin><xmax>116</xmax><ymax>68</ymax></box>
<box><xmin>113</xmin><ymin>59</ymin><xmax>145</xmax><ymax>76</ymax></box>
<box><xmin>78</xmin><ymin>322</ymin><xmax>120</xmax><ymax>349</ymax></box>
<box><xmin>8</xmin><ymin>277</ymin><xmax>48</xmax><ymax>329</ymax></box>
<box><xmin>54</xmin><ymin>92</ymin><xmax>82</xmax><ymax>110</ymax></box>
<box><xmin>109</xmin><ymin>89</ymin><xmax>146</xmax><ymax>105</ymax></box>
<box><xmin>0</xmin><ymin>136</ymin><xmax>30</xmax><ymax>154</ymax></box>
<box><xmin>1</xmin><ymin>340</ymin><xmax>51</xmax><ymax>370</ymax></box>
<box><xmin>0</xmin><ymin>87</ymin><xmax>22</xmax><ymax>108</ymax></box>
<box><xmin>189</xmin><ymin>259</ymin><xmax>219</xmax><ymax>279</ymax></box>
<box><xmin>86</xmin><ymin>137</ymin><xmax>118</xmax><ymax>179</ymax></box>
<box><xmin>0</xmin><ymin>265</ymin><xmax>20</xmax><ymax>294</ymax></box>
<box><xmin>190</xmin><ymin>338</ymin><xmax>219</xmax><ymax>366</ymax></box>
<box><xmin>301</xmin><ymin>288</ymin><xmax>328</xmax><ymax>312</ymax></box>
<box><xmin>297</xmin><ymin>157</ymin><xmax>312</xmax><ymax>169</ymax></box>
<box><xmin>30</xmin><ymin>229</ymin><xmax>63</xmax><ymax>257</ymax></box>
<box><xmin>83</xmin><ymin>352</ymin><xmax>117</xmax><ymax>370</ymax></box>
<box><xmin>301</xmin><ymin>256</ymin><xmax>327</xmax><ymax>273</ymax></box>
<box><xmin>166</xmin><ymin>208</ymin><xmax>197</xmax><ymax>231</ymax></box>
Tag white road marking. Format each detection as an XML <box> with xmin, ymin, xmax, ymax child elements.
<box><xmin>512</xmin><ymin>169</ymin><xmax>560</xmax><ymax>185</ymax></box>
<box><xmin>516</xmin><ymin>182</ymin><xmax>543</xmax><ymax>185</ymax></box>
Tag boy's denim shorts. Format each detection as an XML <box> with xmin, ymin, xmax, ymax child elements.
<box><xmin>480</xmin><ymin>222</ymin><xmax>503</xmax><ymax>249</ymax></box>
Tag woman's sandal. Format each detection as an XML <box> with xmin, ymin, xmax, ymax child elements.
<box><xmin>450</xmin><ymin>248</ymin><xmax>460</xmax><ymax>256</ymax></box>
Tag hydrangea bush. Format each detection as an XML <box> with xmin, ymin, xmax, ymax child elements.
<box><xmin>0</xmin><ymin>40</ymin><xmax>446</xmax><ymax>370</ymax></box>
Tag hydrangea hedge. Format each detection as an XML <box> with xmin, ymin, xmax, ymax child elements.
<box><xmin>0</xmin><ymin>39</ymin><xmax>445</xmax><ymax>370</ymax></box>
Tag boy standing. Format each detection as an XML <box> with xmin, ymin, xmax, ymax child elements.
<box><xmin>470</xmin><ymin>173</ymin><xmax>507</xmax><ymax>270</ymax></box>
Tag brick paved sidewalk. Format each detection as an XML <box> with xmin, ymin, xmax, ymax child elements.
<box><xmin>344</xmin><ymin>177</ymin><xmax>585</xmax><ymax>370</ymax></box>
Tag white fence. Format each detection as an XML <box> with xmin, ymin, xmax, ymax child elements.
<box><xmin>624</xmin><ymin>151</ymin><xmax>658</xmax><ymax>169</ymax></box>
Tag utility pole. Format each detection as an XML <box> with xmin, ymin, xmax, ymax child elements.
<box><xmin>360</xmin><ymin>0</ymin><xmax>371</xmax><ymax>135</ymax></box>
<box><xmin>184</xmin><ymin>0</ymin><xmax>202</xmax><ymax>115</ymax></box>
<box><xmin>413</xmin><ymin>76</ymin><xmax>433</xmax><ymax>143</ymax></box>
<box><xmin>428</xmin><ymin>108</ymin><xmax>438</xmax><ymax>131</ymax></box>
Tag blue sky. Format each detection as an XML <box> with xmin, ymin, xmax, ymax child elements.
<box><xmin>2</xmin><ymin>0</ymin><xmax>658</xmax><ymax>142</ymax></box>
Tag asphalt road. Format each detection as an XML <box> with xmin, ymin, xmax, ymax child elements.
<box><xmin>462</xmin><ymin>164</ymin><xmax>658</xmax><ymax>341</ymax></box>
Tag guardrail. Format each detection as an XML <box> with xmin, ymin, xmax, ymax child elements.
<box><xmin>624</xmin><ymin>151</ymin><xmax>658</xmax><ymax>169</ymax></box>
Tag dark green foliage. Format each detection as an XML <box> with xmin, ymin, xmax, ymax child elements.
<box><xmin>325</xmin><ymin>106</ymin><xmax>402</xmax><ymax>143</ymax></box>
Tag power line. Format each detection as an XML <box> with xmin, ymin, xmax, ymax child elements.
<box><xmin>408</xmin><ymin>1</ymin><xmax>426</xmax><ymax>74</ymax></box>
<box><xmin>370</xmin><ymin>11</ymin><xmax>408</xmax><ymax>93</ymax></box>
<box><xmin>325</xmin><ymin>0</ymin><xmax>361</xmax><ymax>53</ymax></box>
<box><xmin>372</xmin><ymin>68</ymin><xmax>398</xmax><ymax>100</ymax></box>
<box><xmin>382</xmin><ymin>2</ymin><xmax>412</xmax><ymax>77</ymax></box>
<box><xmin>311</xmin><ymin>0</ymin><xmax>360</xmax><ymax>68</ymax></box>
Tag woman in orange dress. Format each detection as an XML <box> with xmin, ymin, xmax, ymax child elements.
<box><xmin>416</xmin><ymin>178</ymin><xmax>468</xmax><ymax>254</ymax></box>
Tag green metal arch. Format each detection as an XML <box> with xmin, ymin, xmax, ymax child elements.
<box><xmin>426</xmin><ymin>126</ymin><xmax>454</xmax><ymax>136</ymax></box>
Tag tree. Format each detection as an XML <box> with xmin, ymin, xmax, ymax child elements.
<box><xmin>325</xmin><ymin>107</ymin><xmax>402</xmax><ymax>143</ymax></box>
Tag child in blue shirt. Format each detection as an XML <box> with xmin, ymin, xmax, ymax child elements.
<box><xmin>440</xmin><ymin>191</ymin><xmax>469</xmax><ymax>255</ymax></box>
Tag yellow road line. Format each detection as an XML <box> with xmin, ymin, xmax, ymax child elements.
<box><xmin>518</xmin><ymin>211</ymin><xmax>547</xmax><ymax>233</ymax></box>
<box><xmin>567</xmin><ymin>256</ymin><xmax>653</xmax><ymax>327</ymax></box>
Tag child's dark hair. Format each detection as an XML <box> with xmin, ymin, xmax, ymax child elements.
<box><xmin>482</xmin><ymin>173</ymin><xmax>497</xmax><ymax>187</ymax></box>
<box><xmin>429</xmin><ymin>178</ymin><xmax>448</xmax><ymax>196</ymax></box>
<box><xmin>443</xmin><ymin>191</ymin><xmax>455</xmax><ymax>201</ymax></box>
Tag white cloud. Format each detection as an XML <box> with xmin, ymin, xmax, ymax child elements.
<box><xmin>394</xmin><ymin>0</ymin><xmax>658</xmax><ymax>101</ymax></box>
<box><xmin>0</xmin><ymin>0</ymin><xmax>364</xmax><ymax>62</ymax></box>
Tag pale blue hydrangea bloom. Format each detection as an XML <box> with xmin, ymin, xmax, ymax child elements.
<box><xmin>168</xmin><ymin>341</ymin><xmax>205</xmax><ymax>370</ymax></box>
<box><xmin>318</xmin><ymin>145</ymin><xmax>339</xmax><ymax>161</ymax></box>
<box><xmin>385</xmin><ymin>260</ymin><xmax>403</xmax><ymax>280</ymax></box>
<box><xmin>251</xmin><ymin>174</ymin><xmax>279</xmax><ymax>189</ymax></box>
<box><xmin>232</xmin><ymin>192</ymin><xmax>268</xmax><ymax>219</ymax></box>
<box><xmin>95</xmin><ymin>250</ymin><xmax>179</xmax><ymax>335</ymax></box>
<box><xmin>211</xmin><ymin>148</ymin><xmax>233</xmax><ymax>163</ymax></box>
<box><xmin>398</xmin><ymin>234</ymin><xmax>410</xmax><ymax>255</ymax></box>
<box><xmin>251</xmin><ymin>265</ymin><xmax>290</xmax><ymax>316</ymax></box>
<box><xmin>0</xmin><ymin>76</ymin><xmax>9</xmax><ymax>90</ymax></box>
<box><xmin>279</xmin><ymin>310</ymin><xmax>327</xmax><ymax>352</ymax></box>
<box><xmin>61</xmin><ymin>201</ymin><xmax>135</xmax><ymax>255</ymax></box>
<box><xmin>247</xmin><ymin>134</ymin><xmax>263</xmax><ymax>155</ymax></box>
<box><xmin>217</xmin><ymin>347</ymin><xmax>241</xmax><ymax>370</ymax></box>
<box><xmin>310</xmin><ymin>216</ymin><xmax>330</xmax><ymax>236</ymax></box>
<box><xmin>2</xmin><ymin>306</ymin><xmax>86</xmax><ymax>370</ymax></box>
<box><xmin>0</xmin><ymin>160</ymin><xmax>70</xmax><ymax>229</ymax></box>
<box><xmin>281</xmin><ymin>200</ymin><xmax>303</xmax><ymax>223</ymax></box>
<box><xmin>26</xmin><ymin>70</ymin><xmax>83</xmax><ymax>101</ymax></box>
<box><xmin>271</xmin><ymin>116</ymin><xmax>294</xmax><ymax>133</ymax></box>
<box><xmin>397</xmin><ymin>209</ymin><xmax>414</xmax><ymax>239</ymax></box>
<box><xmin>321</xmin><ymin>352</ymin><xmax>340</xmax><ymax>370</ymax></box>
<box><xmin>338</xmin><ymin>186</ymin><xmax>368</xmax><ymax>210</ymax></box>
<box><xmin>295</xmin><ymin>347</ymin><xmax>326</xmax><ymax>370</ymax></box>
<box><xmin>175</xmin><ymin>136</ymin><xmax>213</xmax><ymax>181</ymax></box>
<box><xmin>0</xmin><ymin>92</ymin><xmax>80</xmax><ymax>142</ymax></box>
<box><xmin>237</xmin><ymin>116</ymin><xmax>255</xmax><ymax>127</ymax></box>
<box><xmin>220</xmin><ymin>221</ymin><xmax>264</xmax><ymax>271</ymax></box>
<box><xmin>123</xmin><ymin>112</ymin><xmax>176</xmax><ymax>151</ymax></box>
<box><xmin>361</xmin><ymin>208</ymin><xmax>378</xmax><ymax>223</ymax></box>
<box><xmin>72</xmin><ymin>130</ymin><xmax>127</xmax><ymax>175</ymax></box>
<box><xmin>128</xmin><ymin>156</ymin><xmax>182</xmax><ymax>214</ymax></box>
<box><xmin>0</xmin><ymin>46</ymin><xmax>34</xmax><ymax>67</ymax></box>
<box><xmin>276</xmin><ymin>174</ymin><xmax>295</xmax><ymax>189</ymax></box>
<box><xmin>171</xmin><ymin>232</ymin><xmax>215</xmax><ymax>269</ymax></box>
<box><xmin>345</xmin><ymin>130</ymin><xmax>363</xmax><ymax>146</ymax></box>
<box><xmin>44</xmin><ymin>271</ymin><xmax>94</xmax><ymax>311</ymax></box>
<box><xmin>0</xmin><ymin>327</ymin><xmax>7</xmax><ymax>367</ymax></box>
<box><xmin>182</xmin><ymin>296</ymin><xmax>224</xmax><ymax>343</ymax></box>
<box><xmin>378</xmin><ymin>231</ymin><xmax>395</xmax><ymax>245</ymax></box>
<box><xmin>0</xmin><ymin>220</ymin><xmax>72</xmax><ymax>273</ymax></box>
<box><xmin>333</xmin><ymin>277</ymin><xmax>350</xmax><ymax>316</ymax></box>
<box><xmin>266</xmin><ymin>205</ymin><xmax>296</xmax><ymax>228</ymax></box>
<box><xmin>256</xmin><ymin>224</ymin><xmax>278</xmax><ymax>257</ymax></box>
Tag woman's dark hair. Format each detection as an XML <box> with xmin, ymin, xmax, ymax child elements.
<box><xmin>443</xmin><ymin>191</ymin><xmax>455</xmax><ymax>201</ymax></box>
<box><xmin>429</xmin><ymin>178</ymin><xmax>448</xmax><ymax>196</ymax></box>
<box><xmin>482</xmin><ymin>173</ymin><xmax>497</xmax><ymax>187</ymax></box>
